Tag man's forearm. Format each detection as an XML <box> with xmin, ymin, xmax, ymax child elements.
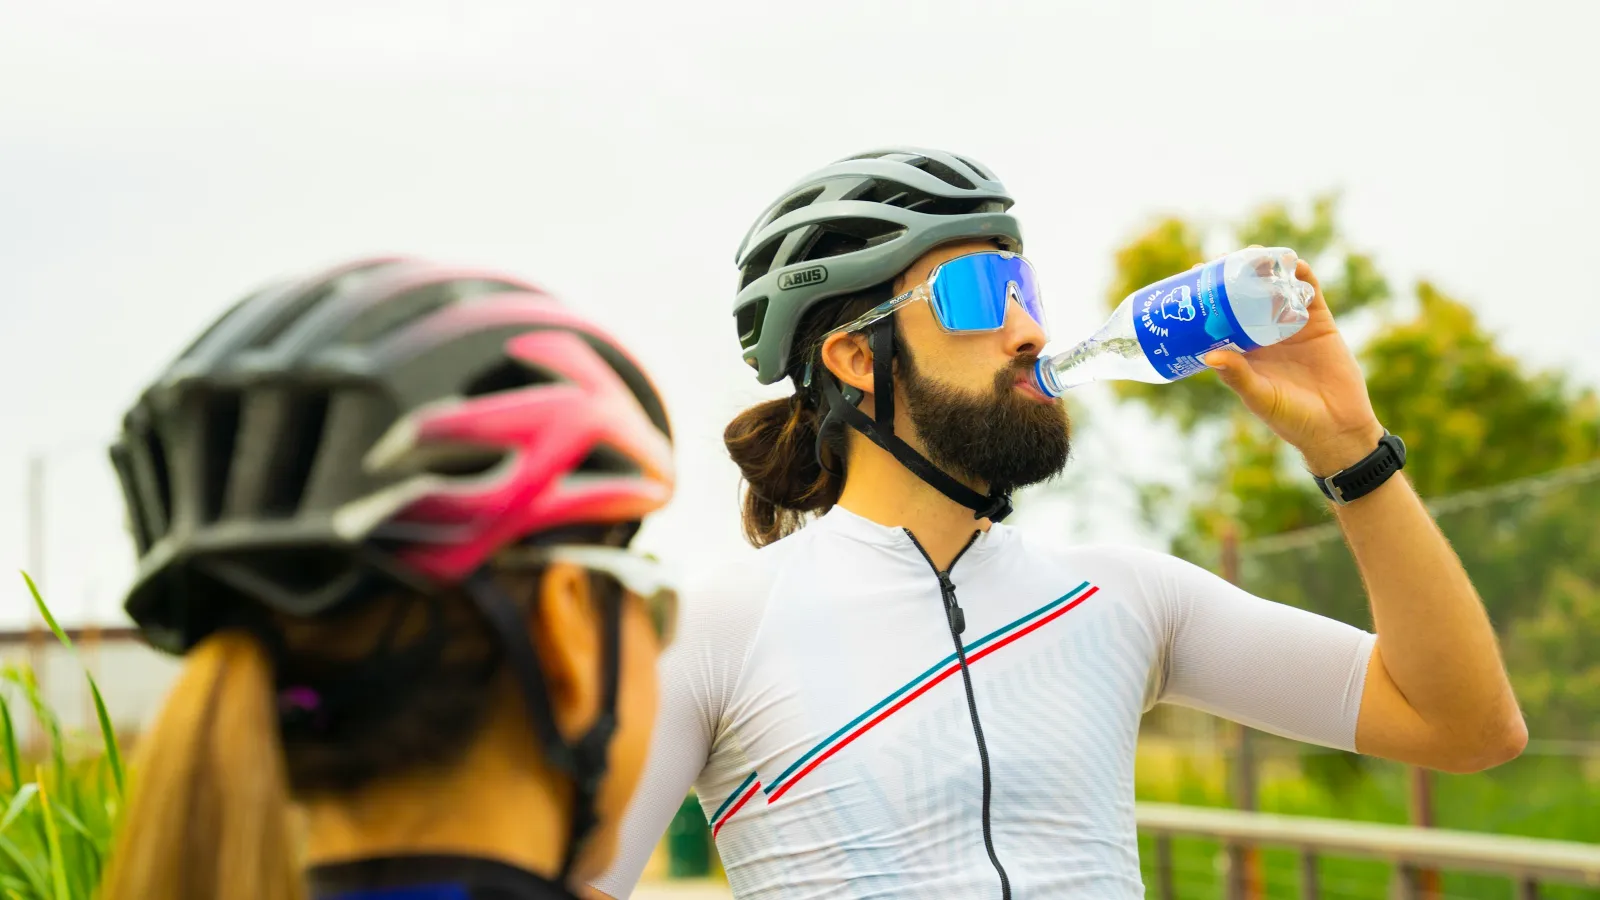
<box><xmin>1311</xmin><ymin>436</ymin><xmax>1526</xmax><ymax>768</ymax></box>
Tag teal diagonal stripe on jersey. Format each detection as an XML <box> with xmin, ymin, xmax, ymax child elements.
<box><xmin>762</xmin><ymin>581</ymin><xmax>1093</xmax><ymax>797</ymax></box>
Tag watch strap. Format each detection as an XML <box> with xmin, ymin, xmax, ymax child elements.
<box><xmin>1316</xmin><ymin>431</ymin><xmax>1407</xmax><ymax>506</ymax></box>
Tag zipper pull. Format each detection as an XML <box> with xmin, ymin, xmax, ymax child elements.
<box><xmin>937</xmin><ymin>572</ymin><xmax>966</xmax><ymax>635</ymax></box>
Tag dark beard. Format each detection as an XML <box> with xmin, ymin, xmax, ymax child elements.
<box><xmin>899</xmin><ymin>348</ymin><xmax>1072</xmax><ymax>494</ymax></box>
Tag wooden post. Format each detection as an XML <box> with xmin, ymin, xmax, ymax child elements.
<box><xmin>1408</xmin><ymin>766</ymin><xmax>1441</xmax><ymax>899</ymax></box>
<box><xmin>1221</xmin><ymin>523</ymin><xmax>1264</xmax><ymax>900</ymax></box>
<box><xmin>1155</xmin><ymin>834</ymin><xmax>1176</xmax><ymax>900</ymax></box>
<box><xmin>1395</xmin><ymin>864</ymin><xmax>1423</xmax><ymax>900</ymax></box>
<box><xmin>25</xmin><ymin>455</ymin><xmax>46</xmax><ymax>758</ymax></box>
<box><xmin>1299</xmin><ymin>850</ymin><xmax>1320</xmax><ymax>900</ymax></box>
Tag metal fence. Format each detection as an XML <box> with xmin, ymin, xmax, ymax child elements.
<box><xmin>0</xmin><ymin>626</ymin><xmax>179</xmax><ymax>750</ymax></box>
<box><xmin>1139</xmin><ymin>803</ymin><xmax>1600</xmax><ymax>900</ymax></box>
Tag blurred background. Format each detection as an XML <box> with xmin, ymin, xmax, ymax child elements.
<box><xmin>2</xmin><ymin>1</ymin><xmax>1597</xmax><ymax>898</ymax></box>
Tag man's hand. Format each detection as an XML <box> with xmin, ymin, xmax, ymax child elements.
<box><xmin>1202</xmin><ymin>257</ymin><xmax>1385</xmax><ymax>475</ymax></box>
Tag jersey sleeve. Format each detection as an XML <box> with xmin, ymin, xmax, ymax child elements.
<box><xmin>1109</xmin><ymin>545</ymin><xmax>1376</xmax><ymax>752</ymax></box>
<box><xmin>590</xmin><ymin>555</ymin><xmax>768</xmax><ymax>898</ymax></box>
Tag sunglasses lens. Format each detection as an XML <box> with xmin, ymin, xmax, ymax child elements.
<box><xmin>1009</xmin><ymin>257</ymin><xmax>1047</xmax><ymax>330</ymax></box>
<box><xmin>928</xmin><ymin>254</ymin><xmax>1046</xmax><ymax>333</ymax></box>
<box><xmin>930</xmin><ymin>254</ymin><xmax>1010</xmax><ymax>331</ymax></box>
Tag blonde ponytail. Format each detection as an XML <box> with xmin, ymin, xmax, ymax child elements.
<box><xmin>100</xmin><ymin>631</ymin><xmax>304</xmax><ymax>900</ymax></box>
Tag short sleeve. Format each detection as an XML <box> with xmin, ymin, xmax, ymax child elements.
<box><xmin>590</xmin><ymin>555</ymin><xmax>771</xmax><ymax>897</ymax></box>
<box><xmin>1095</xmin><ymin>545</ymin><xmax>1375</xmax><ymax>751</ymax></box>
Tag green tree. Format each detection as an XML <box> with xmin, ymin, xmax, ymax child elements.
<box><xmin>1505</xmin><ymin>567</ymin><xmax>1600</xmax><ymax>739</ymax></box>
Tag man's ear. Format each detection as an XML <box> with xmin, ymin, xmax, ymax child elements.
<box><xmin>819</xmin><ymin>330</ymin><xmax>875</xmax><ymax>396</ymax></box>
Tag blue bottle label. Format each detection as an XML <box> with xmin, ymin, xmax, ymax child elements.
<box><xmin>1132</xmin><ymin>259</ymin><xmax>1258</xmax><ymax>380</ymax></box>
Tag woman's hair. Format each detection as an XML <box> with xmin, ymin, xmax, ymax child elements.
<box><xmin>724</xmin><ymin>285</ymin><xmax>891</xmax><ymax>547</ymax></box>
<box><xmin>99</xmin><ymin>630</ymin><xmax>304</xmax><ymax>900</ymax></box>
<box><xmin>99</xmin><ymin>562</ymin><xmax>623</xmax><ymax>900</ymax></box>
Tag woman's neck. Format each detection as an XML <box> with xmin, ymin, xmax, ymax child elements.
<box><xmin>300</xmin><ymin>709</ymin><xmax>574</xmax><ymax>882</ymax></box>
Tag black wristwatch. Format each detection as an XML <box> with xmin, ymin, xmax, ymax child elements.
<box><xmin>1314</xmin><ymin>431</ymin><xmax>1407</xmax><ymax>506</ymax></box>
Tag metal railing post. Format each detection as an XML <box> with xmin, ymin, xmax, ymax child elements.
<box><xmin>1299</xmin><ymin>850</ymin><xmax>1320</xmax><ymax>900</ymax></box>
<box><xmin>1155</xmin><ymin>834</ymin><xmax>1176</xmax><ymax>900</ymax></box>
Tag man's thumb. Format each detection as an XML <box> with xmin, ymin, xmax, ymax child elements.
<box><xmin>1204</xmin><ymin>350</ymin><xmax>1261</xmax><ymax>396</ymax></box>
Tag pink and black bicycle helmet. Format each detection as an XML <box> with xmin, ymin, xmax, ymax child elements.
<box><xmin>113</xmin><ymin>255</ymin><xmax>672</xmax><ymax>646</ymax></box>
<box><xmin>110</xmin><ymin>256</ymin><xmax>674</xmax><ymax>877</ymax></box>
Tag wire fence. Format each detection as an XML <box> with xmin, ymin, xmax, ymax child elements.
<box><xmin>1239</xmin><ymin>459</ymin><xmax>1600</xmax><ymax>744</ymax></box>
<box><xmin>1137</xmin><ymin>459</ymin><xmax>1600</xmax><ymax>898</ymax></box>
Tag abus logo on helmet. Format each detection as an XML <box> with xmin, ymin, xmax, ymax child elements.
<box><xmin>778</xmin><ymin>266</ymin><xmax>828</xmax><ymax>290</ymax></box>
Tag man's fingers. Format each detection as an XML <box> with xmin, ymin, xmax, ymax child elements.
<box><xmin>1204</xmin><ymin>349</ymin><xmax>1267</xmax><ymax>402</ymax></box>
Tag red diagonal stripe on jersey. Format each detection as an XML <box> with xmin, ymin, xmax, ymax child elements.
<box><xmin>713</xmin><ymin>779</ymin><xmax>763</xmax><ymax>838</ymax></box>
<box><xmin>767</xmin><ymin>586</ymin><xmax>1097</xmax><ymax>804</ymax></box>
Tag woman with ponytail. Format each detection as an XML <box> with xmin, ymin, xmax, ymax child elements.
<box><xmin>99</xmin><ymin>257</ymin><xmax>677</xmax><ymax>900</ymax></box>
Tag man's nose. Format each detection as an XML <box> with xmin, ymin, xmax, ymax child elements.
<box><xmin>1002</xmin><ymin>290</ymin><xmax>1047</xmax><ymax>357</ymax></box>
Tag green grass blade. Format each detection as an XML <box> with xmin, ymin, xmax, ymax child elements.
<box><xmin>49</xmin><ymin>801</ymin><xmax>100</xmax><ymax>898</ymax></box>
<box><xmin>0</xmin><ymin>835</ymin><xmax>49</xmax><ymax>899</ymax></box>
<box><xmin>20</xmin><ymin>573</ymin><xmax>71</xmax><ymax>652</ymax></box>
<box><xmin>0</xmin><ymin>694</ymin><xmax>19</xmax><ymax>792</ymax></box>
<box><xmin>0</xmin><ymin>785</ymin><xmax>37</xmax><ymax>836</ymax></box>
<box><xmin>84</xmin><ymin>676</ymin><xmax>122</xmax><ymax>799</ymax></box>
<box><xmin>35</xmin><ymin>768</ymin><xmax>69</xmax><ymax>900</ymax></box>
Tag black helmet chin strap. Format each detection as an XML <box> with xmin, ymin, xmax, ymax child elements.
<box><xmin>816</xmin><ymin>318</ymin><xmax>1013</xmax><ymax>523</ymax></box>
<box><xmin>464</xmin><ymin>570</ymin><xmax>621</xmax><ymax>887</ymax></box>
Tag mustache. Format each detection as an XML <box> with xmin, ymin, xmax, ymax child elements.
<box><xmin>993</xmin><ymin>354</ymin><xmax>1043</xmax><ymax>391</ymax></box>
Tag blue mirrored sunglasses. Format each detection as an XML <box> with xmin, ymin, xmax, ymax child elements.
<box><xmin>828</xmin><ymin>250</ymin><xmax>1047</xmax><ymax>338</ymax></box>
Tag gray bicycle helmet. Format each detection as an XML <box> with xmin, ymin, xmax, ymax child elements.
<box><xmin>733</xmin><ymin>147</ymin><xmax>1024</xmax><ymax>384</ymax></box>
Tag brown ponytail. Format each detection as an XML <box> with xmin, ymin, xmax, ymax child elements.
<box><xmin>100</xmin><ymin>630</ymin><xmax>303</xmax><ymax>900</ymax></box>
<box><xmin>724</xmin><ymin>286</ymin><xmax>893</xmax><ymax>548</ymax></box>
<box><xmin>725</xmin><ymin>392</ymin><xmax>840</xmax><ymax>547</ymax></box>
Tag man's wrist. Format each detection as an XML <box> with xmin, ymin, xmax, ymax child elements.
<box><xmin>1300</xmin><ymin>421</ymin><xmax>1388</xmax><ymax>478</ymax></box>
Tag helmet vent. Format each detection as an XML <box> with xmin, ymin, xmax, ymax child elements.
<box><xmin>739</xmin><ymin>239</ymin><xmax>783</xmax><ymax>289</ymax></box>
<box><xmin>952</xmin><ymin>155</ymin><xmax>993</xmax><ymax>179</ymax></box>
<box><xmin>736</xmin><ymin>297</ymin><xmax>768</xmax><ymax>349</ymax></box>
<box><xmin>338</xmin><ymin>279</ymin><xmax>524</xmax><ymax>346</ymax></box>
<box><xmin>260</xmin><ymin>390</ymin><xmax>331</xmax><ymax>517</ymax></box>
<box><xmin>907</xmin><ymin>156</ymin><xmax>975</xmax><ymax>190</ymax></box>
<box><xmin>576</xmin><ymin>444</ymin><xmax>641</xmax><ymax>476</ymax></box>
<box><xmin>200</xmin><ymin>390</ymin><xmax>243</xmax><ymax>524</ymax></box>
<box><xmin>862</xmin><ymin>179</ymin><xmax>988</xmax><ymax>217</ymax></box>
<box><xmin>142</xmin><ymin>426</ymin><xmax>174</xmax><ymax>539</ymax></box>
<box><xmin>463</xmin><ymin>358</ymin><xmax>558</xmax><ymax>397</ymax></box>
<box><xmin>800</xmin><ymin>218</ymin><xmax>906</xmax><ymax>262</ymax></box>
<box><xmin>420</xmin><ymin>446</ymin><xmax>507</xmax><ymax>478</ymax></box>
<box><xmin>245</xmin><ymin>262</ymin><xmax>394</xmax><ymax>350</ymax></box>
<box><xmin>770</xmin><ymin>187</ymin><xmax>824</xmax><ymax>223</ymax></box>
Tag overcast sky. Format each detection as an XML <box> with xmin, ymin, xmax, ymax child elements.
<box><xmin>3</xmin><ymin>0</ymin><xmax>1597</xmax><ymax>628</ymax></box>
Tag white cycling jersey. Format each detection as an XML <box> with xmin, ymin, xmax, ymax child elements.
<box><xmin>594</xmin><ymin>506</ymin><xmax>1376</xmax><ymax>899</ymax></box>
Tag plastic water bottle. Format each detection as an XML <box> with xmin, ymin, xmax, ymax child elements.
<box><xmin>1034</xmin><ymin>247</ymin><xmax>1315</xmax><ymax>396</ymax></box>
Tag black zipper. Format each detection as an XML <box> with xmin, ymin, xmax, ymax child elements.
<box><xmin>905</xmin><ymin>529</ymin><xmax>1013</xmax><ymax>900</ymax></box>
